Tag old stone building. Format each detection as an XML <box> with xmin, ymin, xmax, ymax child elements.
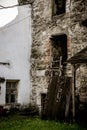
<box><xmin>19</xmin><ymin>0</ymin><xmax>87</xmax><ymax>119</ymax></box>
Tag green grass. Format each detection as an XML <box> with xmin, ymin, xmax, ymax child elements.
<box><xmin>0</xmin><ymin>115</ymin><xmax>86</xmax><ymax>130</ymax></box>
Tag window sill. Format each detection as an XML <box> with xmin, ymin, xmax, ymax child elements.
<box><xmin>52</xmin><ymin>12</ymin><xmax>66</xmax><ymax>18</ymax></box>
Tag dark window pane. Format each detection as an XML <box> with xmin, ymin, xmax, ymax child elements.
<box><xmin>11</xmin><ymin>94</ymin><xmax>15</xmax><ymax>103</ymax></box>
<box><xmin>6</xmin><ymin>82</ymin><xmax>11</xmax><ymax>89</ymax></box>
<box><xmin>6</xmin><ymin>94</ymin><xmax>9</xmax><ymax>103</ymax></box>
<box><xmin>54</xmin><ymin>0</ymin><xmax>66</xmax><ymax>15</ymax></box>
<box><xmin>11</xmin><ymin>82</ymin><xmax>16</xmax><ymax>89</ymax></box>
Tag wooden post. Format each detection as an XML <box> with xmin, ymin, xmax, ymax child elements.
<box><xmin>72</xmin><ymin>65</ymin><xmax>76</xmax><ymax>122</ymax></box>
<box><xmin>65</xmin><ymin>77</ymin><xmax>72</xmax><ymax>119</ymax></box>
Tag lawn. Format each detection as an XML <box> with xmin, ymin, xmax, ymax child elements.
<box><xmin>0</xmin><ymin>115</ymin><xmax>86</xmax><ymax>130</ymax></box>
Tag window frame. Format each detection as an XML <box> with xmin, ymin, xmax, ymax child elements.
<box><xmin>6</xmin><ymin>80</ymin><xmax>18</xmax><ymax>104</ymax></box>
<box><xmin>52</xmin><ymin>0</ymin><xmax>66</xmax><ymax>16</ymax></box>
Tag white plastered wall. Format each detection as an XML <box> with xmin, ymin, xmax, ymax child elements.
<box><xmin>0</xmin><ymin>4</ymin><xmax>32</xmax><ymax>105</ymax></box>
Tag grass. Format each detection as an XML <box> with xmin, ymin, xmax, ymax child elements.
<box><xmin>0</xmin><ymin>115</ymin><xmax>86</xmax><ymax>130</ymax></box>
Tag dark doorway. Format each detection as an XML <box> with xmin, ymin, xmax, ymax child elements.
<box><xmin>50</xmin><ymin>34</ymin><xmax>67</xmax><ymax>76</ymax></box>
<box><xmin>51</xmin><ymin>34</ymin><xmax>67</xmax><ymax>64</ymax></box>
<box><xmin>41</xmin><ymin>93</ymin><xmax>47</xmax><ymax>119</ymax></box>
<box><xmin>45</xmin><ymin>34</ymin><xmax>68</xmax><ymax>120</ymax></box>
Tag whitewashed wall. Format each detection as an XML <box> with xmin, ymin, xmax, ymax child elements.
<box><xmin>0</xmin><ymin>4</ymin><xmax>32</xmax><ymax>105</ymax></box>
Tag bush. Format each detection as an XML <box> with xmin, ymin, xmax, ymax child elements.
<box><xmin>8</xmin><ymin>107</ymin><xmax>20</xmax><ymax>115</ymax></box>
<box><xmin>20</xmin><ymin>103</ymin><xmax>39</xmax><ymax>117</ymax></box>
<box><xmin>0</xmin><ymin>105</ymin><xmax>8</xmax><ymax>117</ymax></box>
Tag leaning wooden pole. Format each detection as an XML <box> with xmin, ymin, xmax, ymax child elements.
<box><xmin>72</xmin><ymin>65</ymin><xmax>76</xmax><ymax>122</ymax></box>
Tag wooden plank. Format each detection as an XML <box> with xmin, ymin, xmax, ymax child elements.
<box><xmin>72</xmin><ymin>65</ymin><xmax>76</xmax><ymax>122</ymax></box>
<box><xmin>65</xmin><ymin>77</ymin><xmax>72</xmax><ymax>118</ymax></box>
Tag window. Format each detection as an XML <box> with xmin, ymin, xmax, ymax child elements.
<box><xmin>84</xmin><ymin>0</ymin><xmax>87</xmax><ymax>13</ymax></box>
<box><xmin>6</xmin><ymin>81</ymin><xmax>18</xmax><ymax>104</ymax></box>
<box><xmin>53</xmin><ymin>0</ymin><xmax>66</xmax><ymax>15</ymax></box>
<box><xmin>82</xmin><ymin>0</ymin><xmax>87</xmax><ymax>26</ymax></box>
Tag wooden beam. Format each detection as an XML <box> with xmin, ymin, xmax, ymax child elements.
<box><xmin>65</xmin><ymin>77</ymin><xmax>72</xmax><ymax>119</ymax></box>
<box><xmin>72</xmin><ymin>65</ymin><xmax>76</xmax><ymax>122</ymax></box>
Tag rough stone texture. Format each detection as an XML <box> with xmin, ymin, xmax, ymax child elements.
<box><xmin>19</xmin><ymin>0</ymin><xmax>87</xmax><ymax>109</ymax></box>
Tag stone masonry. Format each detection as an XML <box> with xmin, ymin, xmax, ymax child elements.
<box><xmin>19</xmin><ymin>0</ymin><xmax>87</xmax><ymax>111</ymax></box>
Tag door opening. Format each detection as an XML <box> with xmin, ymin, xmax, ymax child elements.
<box><xmin>50</xmin><ymin>34</ymin><xmax>67</xmax><ymax>76</ymax></box>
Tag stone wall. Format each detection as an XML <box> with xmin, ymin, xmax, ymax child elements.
<box><xmin>19</xmin><ymin>0</ymin><xmax>87</xmax><ymax>110</ymax></box>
